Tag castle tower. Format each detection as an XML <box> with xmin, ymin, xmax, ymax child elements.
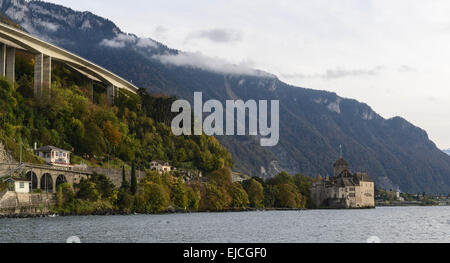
<box><xmin>333</xmin><ymin>145</ymin><xmax>349</xmax><ymax>176</ymax></box>
<box><xmin>333</xmin><ymin>158</ymin><xmax>349</xmax><ymax>176</ymax></box>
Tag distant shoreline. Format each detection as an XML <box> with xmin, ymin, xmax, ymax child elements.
<box><xmin>375</xmin><ymin>204</ymin><xmax>449</xmax><ymax>207</ymax></box>
<box><xmin>375</xmin><ymin>200</ymin><xmax>449</xmax><ymax>207</ymax></box>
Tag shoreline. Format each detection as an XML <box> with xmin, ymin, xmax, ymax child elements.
<box><xmin>0</xmin><ymin>206</ymin><xmax>399</xmax><ymax>219</ymax></box>
<box><xmin>2</xmin><ymin>204</ymin><xmax>448</xmax><ymax>219</ymax></box>
<box><xmin>0</xmin><ymin>207</ymin><xmax>307</xmax><ymax>219</ymax></box>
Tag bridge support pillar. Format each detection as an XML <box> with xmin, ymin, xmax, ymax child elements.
<box><xmin>36</xmin><ymin>171</ymin><xmax>41</xmax><ymax>190</ymax></box>
<box><xmin>5</xmin><ymin>46</ymin><xmax>15</xmax><ymax>84</ymax></box>
<box><xmin>0</xmin><ymin>44</ymin><xmax>6</xmax><ymax>77</ymax></box>
<box><xmin>87</xmin><ymin>79</ymin><xmax>94</xmax><ymax>102</ymax></box>
<box><xmin>107</xmin><ymin>85</ymin><xmax>117</xmax><ymax>105</ymax></box>
<box><xmin>43</xmin><ymin>55</ymin><xmax>51</xmax><ymax>97</ymax></box>
<box><xmin>51</xmin><ymin>174</ymin><xmax>57</xmax><ymax>193</ymax></box>
<box><xmin>34</xmin><ymin>54</ymin><xmax>42</xmax><ymax>97</ymax></box>
<box><xmin>34</xmin><ymin>53</ymin><xmax>51</xmax><ymax>98</ymax></box>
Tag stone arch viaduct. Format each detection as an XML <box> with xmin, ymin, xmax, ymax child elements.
<box><xmin>0</xmin><ymin>22</ymin><xmax>138</xmax><ymax>103</ymax></box>
<box><xmin>1</xmin><ymin>163</ymin><xmax>90</xmax><ymax>193</ymax></box>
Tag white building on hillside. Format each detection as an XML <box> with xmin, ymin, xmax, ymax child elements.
<box><xmin>34</xmin><ymin>146</ymin><xmax>72</xmax><ymax>168</ymax></box>
<box><xmin>150</xmin><ymin>160</ymin><xmax>173</xmax><ymax>173</ymax></box>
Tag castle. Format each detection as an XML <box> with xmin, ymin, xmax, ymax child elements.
<box><xmin>311</xmin><ymin>157</ymin><xmax>375</xmax><ymax>208</ymax></box>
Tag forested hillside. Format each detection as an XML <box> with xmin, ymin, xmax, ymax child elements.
<box><xmin>1</xmin><ymin>51</ymin><xmax>232</xmax><ymax>172</ymax></box>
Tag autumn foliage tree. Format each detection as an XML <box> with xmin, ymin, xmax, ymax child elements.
<box><xmin>245</xmin><ymin>179</ymin><xmax>264</xmax><ymax>208</ymax></box>
<box><xmin>102</xmin><ymin>120</ymin><xmax>122</xmax><ymax>148</ymax></box>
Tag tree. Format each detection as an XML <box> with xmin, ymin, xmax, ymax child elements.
<box><xmin>207</xmin><ymin>167</ymin><xmax>232</xmax><ymax>186</ymax></box>
<box><xmin>186</xmin><ymin>186</ymin><xmax>200</xmax><ymax>211</ymax></box>
<box><xmin>213</xmin><ymin>157</ymin><xmax>225</xmax><ymax>170</ymax></box>
<box><xmin>120</xmin><ymin>165</ymin><xmax>130</xmax><ymax>191</ymax></box>
<box><xmin>130</xmin><ymin>162</ymin><xmax>137</xmax><ymax>195</ymax></box>
<box><xmin>90</xmin><ymin>173</ymin><xmax>116</xmax><ymax>199</ymax></box>
<box><xmin>245</xmin><ymin>179</ymin><xmax>264</xmax><ymax>208</ymax></box>
<box><xmin>133</xmin><ymin>194</ymin><xmax>147</xmax><ymax>213</ymax></box>
<box><xmin>76</xmin><ymin>180</ymin><xmax>101</xmax><ymax>202</ymax></box>
<box><xmin>275</xmin><ymin>184</ymin><xmax>303</xmax><ymax>208</ymax></box>
<box><xmin>229</xmin><ymin>183</ymin><xmax>250</xmax><ymax>208</ymax></box>
<box><xmin>198</xmin><ymin>182</ymin><xmax>231</xmax><ymax>211</ymax></box>
<box><xmin>138</xmin><ymin>182</ymin><xmax>170</xmax><ymax>213</ymax></box>
<box><xmin>293</xmin><ymin>174</ymin><xmax>314</xmax><ymax>208</ymax></box>
<box><xmin>102</xmin><ymin>120</ymin><xmax>122</xmax><ymax>148</ymax></box>
<box><xmin>81</xmin><ymin>122</ymin><xmax>107</xmax><ymax>156</ymax></box>
<box><xmin>56</xmin><ymin>183</ymin><xmax>76</xmax><ymax>213</ymax></box>
<box><xmin>117</xmin><ymin>188</ymin><xmax>133</xmax><ymax>212</ymax></box>
<box><xmin>76</xmin><ymin>173</ymin><xmax>115</xmax><ymax>201</ymax></box>
<box><xmin>263</xmin><ymin>185</ymin><xmax>277</xmax><ymax>208</ymax></box>
<box><xmin>267</xmin><ymin>171</ymin><xmax>294</xmax><ymax>185</ymax></box>
<box><xmin>172</xmin><ymin>178</ymin><xmax>188</xmax><ymax>209</ymax></box>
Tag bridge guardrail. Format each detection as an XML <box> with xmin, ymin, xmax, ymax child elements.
<box><xmin>0</xmin><ymin>162</ymin><xmax>92</xmax><ymax>176</ymax></box>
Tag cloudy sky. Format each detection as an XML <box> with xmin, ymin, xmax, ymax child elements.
<box><xmin>45</xmin><ymin>0</ymin><xmax>450</xmax><ymax>149</ymax></box>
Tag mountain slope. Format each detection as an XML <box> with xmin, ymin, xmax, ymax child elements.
<box><xmin>2</xmin><ymin>0</ymin><xmax>450</xmax><ymax>194</ymax></box>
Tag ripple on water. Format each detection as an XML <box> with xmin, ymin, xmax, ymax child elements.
<box><xmin>0</xmin><ymin>206</ymin><xmax>449</xmax><ymax>243</ymax></box>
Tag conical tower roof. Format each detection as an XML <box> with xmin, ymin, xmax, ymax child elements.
<box><xmin>333</xmin><ymin>158</ymin><xmax>349</xmax><ymax>167</ymax></box>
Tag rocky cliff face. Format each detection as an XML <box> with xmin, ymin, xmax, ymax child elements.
<box><xmin>0</xmin><ymin>143</ymin><xmax>14</xmax><ymax>163</ymax></box>
<box><xmin>1</xmin><ymin>0</ymin><xmax>450</xmax><ymax>193</ymax></box>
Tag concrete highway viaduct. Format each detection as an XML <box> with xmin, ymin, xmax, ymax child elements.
<box><xmin>0</xmin><ymin>22</ymin><xmax>138</xmax><ymax>103</ymax></box>
<box><xmin>0</xmin><ymin>23</ymin><xmax>142</xmax><ymax>193</ymax></box>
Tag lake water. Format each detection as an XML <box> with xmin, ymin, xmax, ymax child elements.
<box><xmin>0</xmin><ymin>206</ymin><xmax>449</xmax><ymax>243</ymax></box>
